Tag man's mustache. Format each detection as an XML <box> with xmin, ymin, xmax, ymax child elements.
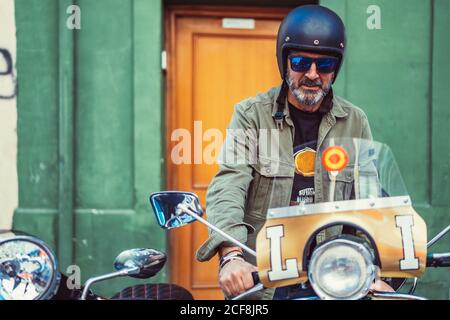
<box><xmin>298</xmin><ymin>78</ymin><xmax>323</xmax><ymax>88</ymax></box>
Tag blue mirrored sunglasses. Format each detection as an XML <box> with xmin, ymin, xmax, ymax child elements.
<box><xmin>288</xmin><ymin>55</ymin><xmax>338</xmax><ymax>74</ymax></box>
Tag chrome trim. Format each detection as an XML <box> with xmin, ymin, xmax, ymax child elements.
<box><xmin>308</xmin><ymin>238</ymin><xmax>376</xmax><ymax>300</ymax></box>
<box><xmin>81</xmin><ymin>266</ymin><xmax>140</xmax><ymax>300</ymax></box>
<box><xmin>0</xmin><ymin>235</ymin><xmax>61</xmax><ymax>300</ymax></box>
<box><xmin>267</xmin><ymin>196</ymin><xmax>412</xmax><ymax>219</ymax></box>
<box><xmin>370</xmin><ymin>292</ymin><xmax>426</xmax><ymax>300</ymax></box>
<box><xmin>293</xmin><ymin>296</ymin><xmax>320</xmax><ymax>300</ymax></box>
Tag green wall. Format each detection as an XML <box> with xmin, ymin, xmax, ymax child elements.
<box><xmin>14</xmin><ymin>0</ymin><xmax>166</xmax><ymax>297</ymax></box>
<box><xmin>322</xmin><ymin>0</ymin><xmax>450</xmax><ymax>299</ymax></box>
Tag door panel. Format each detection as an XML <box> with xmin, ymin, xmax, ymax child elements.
<box><xmin>166</xmin><ymin>7</ymin><xmax>287</xmax><ymax>299</ymax></box>
<box><xmin>192</xmin><ymin>35</ymin><xmax>279</xmax><ymax>187</ymax></box>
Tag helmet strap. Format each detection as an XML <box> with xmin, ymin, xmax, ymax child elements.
<box><xmin>274</xmin><ymin>80</ymin><xmax>288</xmax><ymax>130</ymax></box>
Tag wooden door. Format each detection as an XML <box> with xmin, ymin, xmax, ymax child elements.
<box><xmin>165</xmin><ymin>6</ymin><xmax>289</xmax><ymax>299</ymax></box>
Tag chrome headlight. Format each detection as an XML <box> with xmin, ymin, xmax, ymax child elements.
<box><xmin>308</xmin><ymin>238</ymin><xmax>376</xmax><ymax>300</ymax></box>
<box><xmin>0</xmin><ymin>232</ymin><xmax>60</xmax><ymax>300</ymax></box>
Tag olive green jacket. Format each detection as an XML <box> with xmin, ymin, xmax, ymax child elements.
<box><xmin>196</xmin><ymin>85</ymin><xmax>372</xmax><ymax>299</ymax></box>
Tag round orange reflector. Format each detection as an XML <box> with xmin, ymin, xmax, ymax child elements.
<box><xmin>322</xmin><ymin>146</ymin><xmax>349</xmax><ymax>172</ymax></box>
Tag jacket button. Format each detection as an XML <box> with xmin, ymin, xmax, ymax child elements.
<box><xmin>266</xmin><ymin>168</ymin><xmax>271</xmax><ymax>174</ymax></box>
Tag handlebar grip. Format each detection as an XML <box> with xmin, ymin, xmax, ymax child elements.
<box><xmin>251</xmin><ymin>271</ymin><xmax>260</xmax><ymax>285</ymax></box>
<box><xmin>426</xmin><ymin>253</ymin><xmax>450</xmax><ymax>267</ymax></box>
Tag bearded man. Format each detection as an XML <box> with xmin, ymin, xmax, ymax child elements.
<box><xmin>196</xmin><ymin>5</ymin><xmax>393</xmax><ymax>299</ymax></box>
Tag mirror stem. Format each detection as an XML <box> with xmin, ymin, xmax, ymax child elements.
<box><xmin>177</xmin><ymin>204</ymin><xmax>257</xmax><ymax>257</ymax></box>
<box><xmin>80</xmin><ymin>266</ymin><xmax>140</xmax><ymax>300</ymax></box>
<box><xmin>427</xmin><ymin>224</ymin><xmax>450</xmax><ymax>248</ymax></box>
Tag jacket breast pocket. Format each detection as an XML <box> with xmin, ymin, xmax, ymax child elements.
<box><xmin>246</xmin><ymin>159</ymin><xmax>294</xmax><ymax>221</ymax></box>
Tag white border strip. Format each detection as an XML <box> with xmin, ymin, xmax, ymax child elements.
<box><xmin>267</xmin><ymin>196</ymin><xmax>412</xmax><ymax>219</ymax></box>
<box><xmin>0</xmin><ymin>0</ymin><xmax>18</xmax><ymax>230</ymax></box>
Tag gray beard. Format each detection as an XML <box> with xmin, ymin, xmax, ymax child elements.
<box><xmin>286</xmin><ymin>75</ymin><xmax>331</xmax><ymax>106</ymax></box>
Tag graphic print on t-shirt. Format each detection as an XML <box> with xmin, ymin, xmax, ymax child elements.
<box><xmin>291</xmin><ymin>141</ymin><xmax>317</xmax><ymax>204</ymax></box>
<box><xmin>294</xmin><ymin>146</ymin><xmax>315</xmax><ymax>177</ymax></box>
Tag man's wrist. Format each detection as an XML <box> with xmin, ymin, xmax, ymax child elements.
<box><xmin>219</xmin><ymin>245</ymin><xmax>243</xmax><ymax>258</ymax></box>
<box><xmin>219</xmin><ymin>252</ymin><xmax>245</xmax><ymax>270</ymax></box>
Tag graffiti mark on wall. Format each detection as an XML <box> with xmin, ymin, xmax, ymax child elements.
<box><xmin>0</xmin><ymin>48</ymin><xmax>17</xmax><ymax>99</ymax></box>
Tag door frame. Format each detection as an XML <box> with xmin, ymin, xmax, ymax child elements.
<box><xmin>164</xmin><ymin>4</ymin><xmax>291</xmax><ymax>289</ymax></box>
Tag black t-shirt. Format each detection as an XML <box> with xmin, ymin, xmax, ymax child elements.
<box><xmin>289</xmin><ymin>91</ymin><xmax>333</xmax><ymax>204</ymax></box>
<box><xmin>274</xmin><ymin>91</ymin><xmax>334</xmax><ymax>300</ymax></box>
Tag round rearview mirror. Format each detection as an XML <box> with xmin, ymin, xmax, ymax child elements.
<box><xmin>114</xmin><ymin>248</ymin><xmax>167</xmax><ymax>279</ymax></box>
<box><xmin>0</xmin><ymin>232</ymin><xmax>60</xmax><ymax>300</ymax></box>
<box><xmin>149</xmin><ymin>192</ymin><xmax>203</xmax><ymax>229</ymax></box>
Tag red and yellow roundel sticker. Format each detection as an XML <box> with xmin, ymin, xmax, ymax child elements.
<box><xmin>322</xmin><ymin>146</ymin><xmax>349</xmax><ymax>172</ymax></box>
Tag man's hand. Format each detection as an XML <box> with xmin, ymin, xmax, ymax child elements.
<box><xmin>219</xmin><ymin>259</ymin><xmax>258</xmax><ymax>298</ymax></box>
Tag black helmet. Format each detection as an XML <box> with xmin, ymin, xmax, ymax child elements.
<box><xmin>276</xmin><ymin>5</ymin><xmax>346</xmax><ymax>83</ymax></box>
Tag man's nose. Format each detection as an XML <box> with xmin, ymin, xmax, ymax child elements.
<box><xmin>305</xmin><ymin>62</ymin><xmax>320</xmax><ymax>80</ymax></box>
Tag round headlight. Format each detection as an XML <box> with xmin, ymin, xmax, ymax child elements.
<box><xmin>308</xmin><ymin>238</ymin><xmax>376</xmax><ymax>300</ymax></box>
<box><xmin>0</xmin><ymin>233</ymin><xmax>60</xmax><ymax>300</ymax></box>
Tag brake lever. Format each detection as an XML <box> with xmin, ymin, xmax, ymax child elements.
<box><xmin>231</xmin><ymin>283</ymin><xmax>265</xmax><ymax>300</ymax></box>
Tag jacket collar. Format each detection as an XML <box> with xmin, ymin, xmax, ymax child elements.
<box><xmin>330</xmin><ymin>95</ymin><xmax>348</xmax><ymax>118</ymax></box>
